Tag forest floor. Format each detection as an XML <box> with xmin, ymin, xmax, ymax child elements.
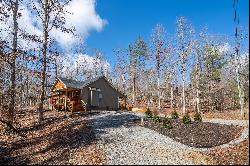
<box><xmin>0</xmin><ymin>109</ymin><xmax>104</xmax><ymax>165</ymax></box>
<box><xmin>0</xmin><ymin>108</ymin><xmax>249</xmax><ymax>165</ymax></box>
<box><xmin>159</xmin><ymin>107</ymin><xmax>249</xmax><ymax>120</ymax></box>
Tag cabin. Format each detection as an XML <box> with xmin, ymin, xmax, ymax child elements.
<box><xmin>49</xmin><ymin>76</ymin><xmax>125</xmax><ymax>112</ymax></box>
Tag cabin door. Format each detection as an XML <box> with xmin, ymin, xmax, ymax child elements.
<box><xmin>90</xmin><ymin>88</ymin><xmax>101</xmax><ymax>107</ymax></box>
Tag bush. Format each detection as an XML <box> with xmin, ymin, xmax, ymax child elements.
<box><xmin>171</xmin><ymin>110</ymin><xmax>179</xmax><ymax>119</ymax></box>
<box><xmin>145</xmin><ymin>108</ymin><xmax>153</xmax><ymax>118</ymax></box>
<box><xmin>194</xmin><ymin>112</ymin><xmax>202</xmax><ymax>122</ymax></box>
<box><xmin>153</xmin><ymin>115</ymin><xmax>161</xmax><ymax>123</ymax></box>
<box><xmin>183</xmin><ymin>114</ymin><xmax>191</xmax><ymax>124</ymax></box>
<box><xmin>162</xmin><ymin>118</ymin><xmax>173</xmax><ymax>129</ymax></box>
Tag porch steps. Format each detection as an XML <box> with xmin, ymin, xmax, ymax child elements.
<box><xmin>81</xmin><ymin>100</ymin><xmax>87</xmax><ymax>112</ymax></box>
<box><xmin>66</xmin><ymin>98</ymin><xmax>73</xmax><ymax>112</ymax></box>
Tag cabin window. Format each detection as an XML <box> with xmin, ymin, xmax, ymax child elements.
<box><xmin>99</xmin><ymin>93</ymin><xmax>103</xmax><ymax>103</ymax></box>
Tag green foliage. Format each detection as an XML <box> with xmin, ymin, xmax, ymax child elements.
<box><xmin>171</xmin><ymin>110</ymin><xmax>179</xmax><ymax>119</ymax></box>
<box><xmin>153</xmin><ymin>115</ymin><xmax>161</xmax><ymax>123</ymax></box>
<box><xmin>162</xmin><ymin>118</ymin><xmax>173</xmax><ymax>129</ymax></box>
<box><xmin>193</xmin><ymin>112</ymin><xmax>202</xmax><ymax>122</ymax></box>
<box><xmin>183</xmin><ymin>114</ymin><xmax>191</xmax><ymax>124</ymax></box>
<box><xmin>145</xmin><ymin>108</ymin><xmax>153</xmax><ymax>118</ymax></box>
<box><xmin>197</xmin><ymin>44</ymin><xmax>227</xmax><ymax>112</ymax></box>
<box><xmin>129</xmin><ymin>37</ymin><xmax>148</xmax><ymax>69</ymax></box>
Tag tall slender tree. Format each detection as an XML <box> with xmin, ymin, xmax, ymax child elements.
<box><xmin>0</xmin><ymin>0</ymin><xmax>19</xmax><ymax>130</ymax></box>
<box><xmin>176</xmin><ymin>17</ymin><xmax>195</xmax><ymax>114</ymax></box>
<box><xmin>192</xmin><ymin>27</ymin><xmax>208</xmax><ymax>113</ymax></box>
<box><xmin>129</xmin><ymin>36</ymin><xmax>147</xmax><ymax>107</ymax></box>
<box><xmin>32</xmin><ymin>0</ymin><xmax>75</xmax><ymax>124</ymax></box>
<box><xmin>233</xmin><ymin>0</ymin><xmax>244</xmax><ymax>119</ymax></box>
<box><xmin>151</xmin><ymin>24</ymin><xmax>169</xmax><ymax>110</ymax></box>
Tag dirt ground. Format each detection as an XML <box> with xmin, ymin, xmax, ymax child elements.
<box><xmin>154</xmin><ymin>107</ymin><xmax>249</xmax><ymax>120</ymax></box>
<box><xmin>0</xmin><ymin>109</ymin><xmax>105</xmax><ymax>165</ymax></box>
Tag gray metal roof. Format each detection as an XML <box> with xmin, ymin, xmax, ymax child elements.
<box><xmin>57</xmin><ymin>76</ymin><xmax>125</xmax><ymax>97</ymax></box>
<box><xmin>57</xmin><ymin>76</ymin><xmax>104</xmax><ymax>89</ymax></box>
<box><xmin>58</xmin><ymin>77</ymin><xmax>83</xmax><ymax>89</ymax></box>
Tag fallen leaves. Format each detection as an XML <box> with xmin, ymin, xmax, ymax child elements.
<box><xmin>201</xmin><ymin>139</ymin><xmax>249</xmax><ymax>165</ymax></box>
<box><xmin>0</xmin><ymin>110</ymin><xmax>105</xmax><ymax>165</ymax></box>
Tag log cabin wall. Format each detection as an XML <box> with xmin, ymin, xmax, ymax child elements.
<box><xmin>52</xmin><ymin>79</ymin><xmax>66</xmax><ymax>91</ymax></box>
<box><xmin>50</xmin><ymin>80</ymin><xmax>83</xmax><ymax>112</ymax></box>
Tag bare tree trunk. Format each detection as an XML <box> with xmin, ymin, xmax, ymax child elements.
<box><xmin>233</xmin><ymin>0</ymin><xmax>244</xmax><ymax>119</ymax></box>
<box><xmin>132</xmin><ymin>76</ymin><xmax>136</xmax><ymax>106</ymax></box>
<box><xmin>170</xmin><ymin>84</ymin><xmax>173</xmax><ymax>109</ymax></box>
<box><xmin>241</xmin><ymin>83</ymin><xmax>245</xmax><ymax>117</ymax></box>
<box><xmin>157</xmin><ymin>77</ymin><xmax>161</xmax><ymax>110</ymax></box>
<box><xmin>235</xmin><ymin>57</ymin><xmax>244</xmax><ymax>118</ymax></box>
<box><xmin>25</xmin><ymin>61</ymin><xmax>29</xmax><ymax>107</ymax></box>
<box><xmin>195</xmin><ymin>62</ymin><xmax>200</xmax><ymax>113</ymax></box>
<box><xmin>181</xmin><ymin>62</ymin><xmax>186</xmax><ymax>114</ymax></box>
<box><xmin>9</xmin><ymin>0</ymin><xmax>19</xmax><ymax>126</ymax></box>
<box><xmin>38</xmin><ymin>0</ymin><xmax>49</xmax><ymax>124</ymax></box>
<box><xmin>146</xmin><ymin>83</ymin><xmax>150</xmax><ymax>109</ymax></box>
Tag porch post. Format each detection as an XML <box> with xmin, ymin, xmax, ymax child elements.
<box><xmin>125</xmin><ymin>95</ymin><xmax>127</xmax><ymax>110</ymax></box>
<box><xmin>71</xmin><ymin>90</ymin><xmax>74</xmax><ymax>113</ymax></box>
<box><xmin>118</xmin><ymin>97</ymin><xmax>119</xmax><ymax>109</ymax></box>
<box><xmin>50</xmin><ymin>94</ymin><xmax>53</xmax><ymax>111</ymax></box>
<box><xmin>58</xmin><ymin>93</ymin><xmax>59</xmax><ymax>112</ymax></box>
<box><xmin>65</xmin><ymin>89</ymin><xmax>68</xmax><ymax>112</ymax></box>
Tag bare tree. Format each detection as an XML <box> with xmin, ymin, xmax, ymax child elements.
<box><xmin>0</xmin><ymin>0</ymin><xmax>19</xmax><ymax>131</ymax></box>
<box><xmin>113</xmin><ymin>48</ymin><xmax>128</xmax><ymax>94</ymax></box>
<box><xmin>233</xmin><ymin>0</ymin><xmax>244</xmax><ymax>119</ymax></box>
<box><xmin>193</xmin><ymin>27</ymin><xmax>208</xmax><ymax>113</ymax></box>
<box><xmin>32</xmin><ymin>0</ymin><xmax>75</xmax><ymax>124</ymax></box>
<box><xmin>151</xmin><ymin>24</ymin><xmax>170</xmax><ymax>111</ymax></box>
<box><xmin>176</xmin><ymin>17</ymin><xmax>195</xmax><ymax>114</ymax></box>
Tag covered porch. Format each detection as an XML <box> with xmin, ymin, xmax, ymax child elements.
<box><xmin>50</xmin><ymin>89</ymin><xmax>86</xmax><ymax>112</ymax></box>
<box><xmin>49</xmin><ymin>78</ymin><xmax>87</xmax><ymax>112</ymax></box>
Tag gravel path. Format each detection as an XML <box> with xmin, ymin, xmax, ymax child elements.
<box><xmin>203</xmin><ymin>118</ymin><xmax>249</xmax><ymax>126</ymax></box>
<box><xmin>88</xmin><ymin>111</ymin><xmax>249</xmax><ymax>165</ymax></box>
<box><xmin>89</xmin><ymin>111</ymin><xmax>200</xmax><ymax>165</ymax></box>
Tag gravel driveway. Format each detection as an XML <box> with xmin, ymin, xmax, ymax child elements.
<box><xmin>87</xmin><ymin>111</ymin><xmax>249</xmax><ymax>165</ymax></box>
<box><xmin>88</xmin><ymin>111</ymin><xmax>203</xmax><ymax>165</ymax></box>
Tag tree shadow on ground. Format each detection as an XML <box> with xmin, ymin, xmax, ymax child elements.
<box><xmin>18</xmin><ymin>110</ymin><xmax>103</xmax><ymax>133</ymax></box>
<box><xmin>0</xmin><ymin>113</ymin><xmax>97</xmax><ymax>165</ymax></box>
<box><xmin>19</xmin><ymin>115</ymin><xmax>68</xmax><ymax>133</ymax></box>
